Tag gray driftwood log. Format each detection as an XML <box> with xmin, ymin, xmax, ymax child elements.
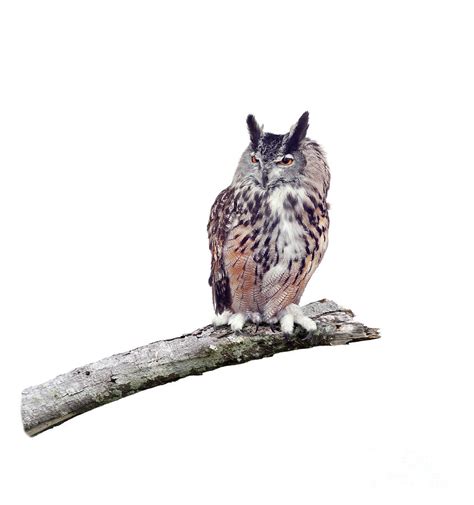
<box><xmin>21</xmin><ymin>299</ymin><xmax>379</xmax><ymax>436</ymax></box>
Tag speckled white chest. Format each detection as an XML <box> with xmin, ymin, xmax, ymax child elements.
<box><xmin>267</xmin><ymin>186</ymin><xmax>309</xmax><ymax>260</ymax></box>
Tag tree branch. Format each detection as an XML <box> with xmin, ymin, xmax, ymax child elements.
<box><xmin>21</xmin><ymin>299</ymin><xmax>380</xmax><ymax>436</ymax></box>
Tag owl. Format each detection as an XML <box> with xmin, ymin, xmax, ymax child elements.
<box><xmin>207</xmin><ymin>112</ymin><xmax>330</xmax><ymax>335</ymax></box>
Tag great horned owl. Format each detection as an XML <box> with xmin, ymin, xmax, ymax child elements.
<box><xmin>208</xmin><ymin>112</ymin><xmax>330</xmax><ymax>335</ymax></box>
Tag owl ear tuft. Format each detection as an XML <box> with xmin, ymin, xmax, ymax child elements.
<box><xmin>286</xmin><ymin>111</ymin><xmax>310</xmax><ymax>152</ymax></box>
<box><xmin>246</xmin><ymin>114</ymin><xmax>262</xmax><ymax>150</ymax></box>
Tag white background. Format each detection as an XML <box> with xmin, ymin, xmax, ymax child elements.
<box><xmin>1</xmin><ymin>1</ymin><xmax>473</xmax><ymax>503</ymax></box>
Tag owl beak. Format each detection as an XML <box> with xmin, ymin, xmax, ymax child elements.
<box><xmin>259</xmin><ymin>161</ymin><xmax>270</xmax><ymax>188</ymax></box>
<box><xmin>261</xmin><ymin>169</ymin><xmax>269</xmax><ymax>188</ymax></box>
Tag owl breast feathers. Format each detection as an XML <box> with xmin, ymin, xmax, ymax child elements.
<box><xmin>208</xmin><ymin>112</ymin><xmax>330</xmax><ymax>327</ymax></box>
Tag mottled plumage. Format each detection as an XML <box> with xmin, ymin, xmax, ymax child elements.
<box><xmin>208</xmin><ymin>112</ymin><xmax>330</xmax><ymax>334</ymax></box>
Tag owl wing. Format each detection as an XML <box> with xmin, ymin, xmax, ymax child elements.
<box><xmin>207</xmin><ymin>186</ymin><xmax>236</xmax><ymax>314</ymax></box>
<box><xmin>259</xmin><ymin>251</ymin><xmax>320</xmax><ymax>319</ymax></box>
<box><xmin>260</xmin><ymin>212</ymin><xmax>330</xmax><ymax>320</ymax></box>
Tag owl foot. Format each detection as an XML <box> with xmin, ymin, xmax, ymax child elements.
<box><xmin>212</xmin><ymin>311</ymin><xmax>251</xmax><ymax>332</ymax></box>
<box><xmin>228</xmin><ymin>312</ymin><xmax>247</xmax><ymax>332</ymax></box>
<box><xmin>248</xmin><ymin>312</ymin><xmax>262</xmax><ymax>333</ymax></box>
<box><xmin>212</xmin><ymin>310</ymin><xmax>232</xmax><ymax>327</ymax></box>
<box><xmin>278</xmin><ymin>304</ymin><xmax>317</xmax><ymax>336</ymax></box>
<box><xmin>249</xmin><ymin>312</ymin><xmax>262</xmax><ymax>324</ymax></box>
<box><xmin>279</xmin><ymin>313</ymin><xmax>295</xmax><ymax>336</ymax></box>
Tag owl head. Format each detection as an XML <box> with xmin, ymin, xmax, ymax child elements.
<box><xmin>233</xmin><ymin>112</ymin><xmax>317</xmax><ymax>189</ymax></box>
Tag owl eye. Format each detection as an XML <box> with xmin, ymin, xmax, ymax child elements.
<box><xmin>278</xmin><ymin>155</ymin><xmax>294</xmax><ymax>166</ymax></box>
<box><xmin>250</xmin><ymin>154</ymin><xmax>258</xmax><ymax>164</ymax></box>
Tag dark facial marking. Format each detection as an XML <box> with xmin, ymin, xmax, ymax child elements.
<box><xmin>257</xmin><ymin>133</ymin><xmax>285</xmax><ymax>163</ymax></box>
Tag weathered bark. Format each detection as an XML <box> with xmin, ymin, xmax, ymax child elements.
<box><xmin>21</xmin><ymin>299</ymin><xmax>379</xmax><ymax>436</ymax></box>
